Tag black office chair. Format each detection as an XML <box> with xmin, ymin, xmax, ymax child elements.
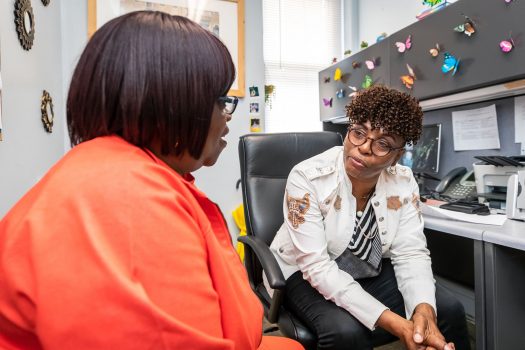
<box><xmin>237</xmin><ymin>132</ymin><xmax>343</xmax><ymax>350</ymax></box>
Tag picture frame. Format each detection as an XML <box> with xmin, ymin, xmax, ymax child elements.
<box><xmin>87</xmin><ymin>0</ymin><xmax>245</xmax><ymax>97</ymax></box>
<box><xmin>249</xmin><ymin>102</ymin><xmax>259</xmax><ymax>114</ymax></box>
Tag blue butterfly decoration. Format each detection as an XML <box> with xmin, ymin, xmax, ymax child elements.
<box><xmin>441</xmin><ymin>52</ymin><xmax>460</xmax><ymax>76</ymax></box>
<box><xmin>336</xmin><ymin>89</ymin><xmax>345</xmax><ymax>99</ymax></box>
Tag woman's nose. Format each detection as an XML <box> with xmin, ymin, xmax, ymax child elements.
<box><xmin>358</xmin><ymin>138</ymin><xmax>373</xmax><ymax>154</ymax></box>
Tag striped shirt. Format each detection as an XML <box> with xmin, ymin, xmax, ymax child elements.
<box><xmin>335</xmin><ymin>198</ymin><xmax>382</xmax><ymax>279</ymax></box>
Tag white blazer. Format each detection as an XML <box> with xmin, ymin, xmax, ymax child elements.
<box><xmin>269</xmin><ymin>146</ymin><xmax>436</xmax><ymax>330</ymax></box>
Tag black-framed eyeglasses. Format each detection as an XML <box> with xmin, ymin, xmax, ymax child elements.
<box><xmin>347</xmin><ymin>127</ymin><xmax>405</xmax><ymax>157</ymax></box>
<box><xmin>217</xmin><ymin>96</ymin><xmax>238</xmax><ymax>115</ymax></box>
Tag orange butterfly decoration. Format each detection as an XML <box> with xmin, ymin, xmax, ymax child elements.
<box><xmin>400</xmin><ymin>64</ymin><xmax>416</xmax><ymax>89</ymax></box>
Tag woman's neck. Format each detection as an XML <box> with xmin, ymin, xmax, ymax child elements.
<box><xmin>349</xmin><ymin>176</ymin><xmax>378</xmax><ymax>199</ymax></box>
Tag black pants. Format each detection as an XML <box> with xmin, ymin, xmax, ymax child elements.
<box><xmin>284</xmin><ymin>259</ymin><xmax>471</xmax><ymax>350</ymax></box>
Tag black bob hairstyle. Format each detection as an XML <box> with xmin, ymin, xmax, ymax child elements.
<box><xmin>67</xmin><ymin>11</ymin><xmax>235</xmax><ymax>158</ymax></box>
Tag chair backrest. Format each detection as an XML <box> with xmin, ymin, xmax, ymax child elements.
<box><xmin>238</xmin><ymin>132</ymin><xmax>343</xmax><ymax>285</ymax></box>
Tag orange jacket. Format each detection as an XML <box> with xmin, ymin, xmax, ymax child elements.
<box><xmin>0</xmin><ymin>136</ymin><xmax>302</xmax><ymax>350</ymax></box>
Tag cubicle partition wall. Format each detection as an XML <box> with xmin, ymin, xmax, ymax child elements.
<box><xmin>320</xmin><ymin>0</ymin><xmax>525</xmax><ymax>123</ymax></box>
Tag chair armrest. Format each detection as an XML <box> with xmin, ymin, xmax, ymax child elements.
<box><xmin>238</xmin><ymin>235</ymin><xmax>286</xmax><ymax>323</ymax></box>
<box><xmin>238</xmin><ymin>235</ymin><xmax>285</xmax><ymax>290</ymax></box>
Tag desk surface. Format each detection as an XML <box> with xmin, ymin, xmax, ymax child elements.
<box><xmin>482</xmin><ymin>219</ymin><xmax>525</xmax><ymax>250</ymax></box>
<box><xmin>423</xmin><ymin>215</ymin><xmax>485</xmax><ymax>241</ymax></box>
<box><xmin>423</xmin><ymin>214</ymin><xmax>525</xmax><ymax>250</ymax></box>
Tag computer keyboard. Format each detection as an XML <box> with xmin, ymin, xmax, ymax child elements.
<box><xmin>439</xmin><ymin>200</ymin><xmax>490</xmax><ymax>215</ymax></box>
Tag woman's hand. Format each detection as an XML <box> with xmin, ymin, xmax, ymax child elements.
<box><xmin>411</xmin><ymin>303</ymin><xmax>455</xmax><ymax>350</ymax></box>
<box><xmin>377</xmin><ymin>310</ymin><xmax>421</xmax><ymax>350</ymax></box>
<box><xmin>377</xmin><ymin>307</ymin><xmax>455</xmax><ymax>350</ymax></box>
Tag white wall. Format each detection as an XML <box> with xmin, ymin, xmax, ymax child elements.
<box><xmin>356</xmin><ymin>0</ymin><xmax>458</xmax><ymax>47</ymax></box>
<box><xmin>357</xmin><ymin>0</ymin><xmax>427</xmax><ymax>48</ymax></box>
<box><xmin>60</xmin><ymin>0</ymin><xmax>89</xmax><ymax>151</ymax></box>
<box><xmin>194</xmin><ymin>0</ymin><xmax>265</xmax><ymax>239</ymax></box>
<box><xmin>0</xmin><ymin>0</ymin><xmax>68</xmax><ymax>216</ymax></box>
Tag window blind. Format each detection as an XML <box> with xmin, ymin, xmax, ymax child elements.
<box><xmin>263</xmin><ymin>0</ymin><xmax>343</xmax><ymax>132</ymax></box>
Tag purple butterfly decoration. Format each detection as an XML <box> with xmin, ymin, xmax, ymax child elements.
<box><xmin>322</xmin><ymin>97</ymin><xmax>333</xmax><ymax>107</ymax></box>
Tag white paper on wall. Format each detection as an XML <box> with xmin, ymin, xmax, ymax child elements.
<box><xmin>452</xmin><ymin>104</ymin><xmax>500</xmax><ymax>151</ymax></box>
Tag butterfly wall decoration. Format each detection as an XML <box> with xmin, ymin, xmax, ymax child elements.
<box><xmin>400</xmin><ymin>64</ymin><xmax>416</xmax><ymax>89</ymax></box>
<box><xmin>395</xmin><ymin>35</ymin><xmax>412</xmax><ymax>53</ymax></box>
<box><xmin>500</xmin><ymin>33</ymin><xmax>515</xmax><ymax>53</ymax></box>
<box><xmin>336</xmin><ymin>89</ymin><xmax>345</xmax><ymax>99</ymax></box>
<box><xmin>334</xmin><ymin>68</ymin><xmax>342</xmax><ymax>81</ymax></box>
<box><xmin>422</xmin><ymin>0</ymin><xmax>444</xmax><ymax>6</ymax></box>
<box><xmin>441</xmin><ymin>52</ymin><xmax>460</xmax><ymax>76</ymax></box>
<box><xmin>322</xmin><ymin>97</ymin><xmax>333</xmax><ymax>107</ymax></box>
<box><xmin>365</xmin><ymin>58</ymin><xmax>378</xmax><ymax>70</ymax></box>
<box><xmin>429</xmin><ymin>44</ymin><xmax>440</xmax><ymax>57</ymax></box>
<box><xmin>324</xmin><ymin>77</ymin><xmax>330</xmax><ymax>83</ymax></box>
<box><xmin>376</xmin><ymin>32</ymin><xmax>388</xmax><ymax>43</ymax></box>
<box><xmin>362</xmin><ymin>75</ymin><xmax>373</xmax><ymax>89</ymax></box>
<box><xmin>352</xmin><ymin>61</ymin><xmax>361</xmax><ymax>69</ymax></box>
<box><xmin>454</xmin><ymin>15</ymin><xmax>475</xmax><ymax>36</ymax></box>
<box><xmin>360</xmin><ymin>41</ymin><xmax>369</xmax><ymax>49</ymax></box>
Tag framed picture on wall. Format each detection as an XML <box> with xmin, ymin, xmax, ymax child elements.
<box><xmin>87</xmin><ymin>0</ymin><xmax>245</xmax><ymax>97</ymax></box>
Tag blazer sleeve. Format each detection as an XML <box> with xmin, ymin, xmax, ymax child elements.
<box><xmin>389</xmin><ymin>175</ymin><xmax>436</xmax><ymax>319</ymax></box>
<box><xmin>283</xmin><ymin>169</ymin><xmax>388</xmax><ymax>330</ymax></box>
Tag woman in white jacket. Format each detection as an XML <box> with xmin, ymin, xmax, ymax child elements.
<box><xmin>269</xmin><ymin>85</ymin><xmax>469</xmax><ymax>350</ymax></box>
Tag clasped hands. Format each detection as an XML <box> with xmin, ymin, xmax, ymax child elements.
<box><xmin>378</xmin><ymin>303</ymin><xmax>455</xmax><ymax>350</ymax></box>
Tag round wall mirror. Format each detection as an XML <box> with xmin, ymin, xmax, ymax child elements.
<box><xmin>41</xmin><ymin>90</ymin><xmax>55</xmax><ymax>133</ymax></box>
<box><xmin>14</xmin><ymin>0</ymin><xmax>35</xmax><ymax>51</ymax></box>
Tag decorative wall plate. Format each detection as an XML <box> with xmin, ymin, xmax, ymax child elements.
<box><xmin>41</xmin><ymin>90</ymin><xmax>54</xmax><ymax>133</ymax></box>
<box><xmin>14</xmin><ymin>0</ymin><xmax>35</xmax><ymax>51</ymax></box>
<box><xmin>42</xmin><ymin>0</ymin><xmax>50</xmax><ymax>6</ymax></box>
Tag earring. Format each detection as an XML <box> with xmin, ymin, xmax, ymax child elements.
<box><xmin>388</xmin><ymin>165</ymin><xmax>397</xmax><ymax>175</ymax></box>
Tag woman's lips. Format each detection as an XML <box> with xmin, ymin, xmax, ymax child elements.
<box><xmin>349</xmin><ymin>156</ymin><xmax>367</xmax><ymax>168</ymax></box>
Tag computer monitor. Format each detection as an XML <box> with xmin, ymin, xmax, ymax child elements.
<box><xmin>400</xmin><ymin>123</ymin><xmax>441</xmax><ymax>174</ymax></box>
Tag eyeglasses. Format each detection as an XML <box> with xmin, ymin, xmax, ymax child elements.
<box><xmin>217</xmin><ymin>96</ymin><xmax>238</xmax><ymax>115</ymax></box>
<box><xmin>347</xmin><ymin>127</ymin><xmax>404</xmax><ymax>157</ymax></box>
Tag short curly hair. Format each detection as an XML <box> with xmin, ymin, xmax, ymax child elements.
<box><xmin>345</xmin><ymin>85</ymin><xmax>423</xmax><ymax>145</ymax></box>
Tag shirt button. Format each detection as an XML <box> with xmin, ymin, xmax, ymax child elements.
<box><xmin>279</xmin><ymin>247</ymin><xmax>284</xmax><ymax>253</ymax></box>
<box><xmin>381</xmin><ymin>231</ymin><xmax>387</xmax><ymax>235</ymax></box>
<box><xmin>378</xmin><ymin>217</ymin><xmax>384</xmax><ymax>222</ymax></box>
<box><xmin>374</xmin><ymin>201</ymin><xmax>379</xmax><ymax>207</ymax></box>
<box><xmin>382</xmin><ymin>242</ymin><xmax>387</xmax><ymax>246</ymax></box>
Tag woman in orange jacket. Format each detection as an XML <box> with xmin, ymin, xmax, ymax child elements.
<box><xmin>0</xmin><ymin>11</ymin><xmax>302</xmax><ymax>350</ymax></box>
